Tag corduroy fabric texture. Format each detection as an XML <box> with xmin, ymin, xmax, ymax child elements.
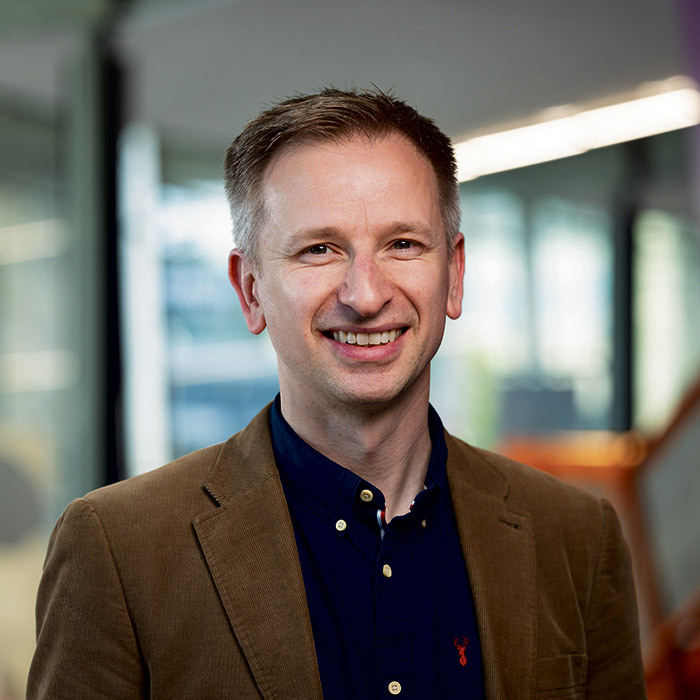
<box><xmin>28</xmin><ymin>404</ymin><xmax>646</xmax><ymax>698</ymax></box>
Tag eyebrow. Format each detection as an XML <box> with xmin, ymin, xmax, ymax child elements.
<box><xmin>382</xmin><ymin>221</ymin><xmax>437</xmax><ymax>239</ymax></box>
<box><xmin>286</xmin><ymin>221</ymin><xmax>438</xmax><ymax>245</ymax></box>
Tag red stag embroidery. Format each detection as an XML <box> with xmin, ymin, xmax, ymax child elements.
<box><xmin>453</xmin><ymin>636</ymin><xmax>469</xmax><ymax>667</ymax></box>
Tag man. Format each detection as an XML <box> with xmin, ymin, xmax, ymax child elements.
<box><xmin>29</xmin><ymin>89</ymin><xmax>646</xmax><ymax>698</ymax></box>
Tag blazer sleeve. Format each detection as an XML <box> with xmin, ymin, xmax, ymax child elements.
<box><xmin>584</xmin><ymin>500</ymin><xmax>647</xmax><ymax>697</ymax></box>
<box><xmin>27</xmin><ymin>498</ymin><xmax>145</xmax><ymax>699</ymax></box>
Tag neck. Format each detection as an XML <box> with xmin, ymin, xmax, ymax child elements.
<box><xmin>279</xmin><ymin>374</ymin><xmax>433</xmax><ymax>521</ymax></box>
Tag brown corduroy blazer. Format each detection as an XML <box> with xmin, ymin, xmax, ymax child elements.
<box><xmin>28</xmin><ymin>404</ymin><xmax>646</xmax><ymax>699</ymax></box>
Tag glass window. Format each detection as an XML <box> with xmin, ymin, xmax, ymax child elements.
<box><xmin>434</xmin><ymin>187</ymin><xmax>614</xmax><ymax>445</ymax></box>
<box><xmin>634</xmin><ymin>209</ymin><xmax>700</xmax><ymax>432</ymax></box>
<box><xmin>531</xmin><ymin>197</ymin><xmax>613</xmax><ymax>429</ymax></box>
<box><xmin>433</xmin><ymin>188</ymin><xmax>529</xmax><ymax>446</ymax></box>
<box><xmin>159</xmin><ymin>185</ymin><xmax>278</xmax><ymax>459</ymax></box>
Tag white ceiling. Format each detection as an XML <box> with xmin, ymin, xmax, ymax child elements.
<box><xmin>0</xmin><ymin>0</ymin><xmax>688</xmax><ymax>150</ymax></box>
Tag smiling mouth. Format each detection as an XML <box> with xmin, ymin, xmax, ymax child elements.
<box><xmin>325</xmin><ymin>328</ymin><xmax>406</xmax><ymax>346</ymax></box>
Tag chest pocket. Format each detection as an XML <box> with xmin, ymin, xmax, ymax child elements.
<box><xmin>534</xmin><ymin>654</ymin><xmax>587</xmax><ymax>698</ymax></box>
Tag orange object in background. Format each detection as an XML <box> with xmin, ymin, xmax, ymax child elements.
<box><xmin>500</xmin><ymin>374</ymin><xmax>700</xmax><ymax>699</ymax></box>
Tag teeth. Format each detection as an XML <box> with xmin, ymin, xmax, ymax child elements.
<box><xmin>331</xmin><ymin>329</ymin><xmax>403</xmax><ymax>346</ymax></box>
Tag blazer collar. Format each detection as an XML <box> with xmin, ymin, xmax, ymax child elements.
<box><xmin>446</xmin><ymin>433</ymin><xmax>537</xmax><ymax>699</ymax></box>
<box><xmin>193</xmin><ymin>404</ymin><xmax>323</xmax><ymax>700</ymax></box>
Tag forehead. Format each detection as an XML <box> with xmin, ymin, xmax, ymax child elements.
<box><xmin>260</xmin><ymin>133</ymin><xmax>442</xmax><ymax>234</ymax></box>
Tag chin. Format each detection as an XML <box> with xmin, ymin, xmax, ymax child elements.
<box><xmin>327</xmin><ymin>373</ymin><xmax>427</xmax><ymax>411</ymax></box>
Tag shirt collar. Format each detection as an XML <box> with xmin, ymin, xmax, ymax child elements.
<box><xmin>269</xmin><ymin>394</ymin><xmax>448</xmax><ymax>523</ymax></box>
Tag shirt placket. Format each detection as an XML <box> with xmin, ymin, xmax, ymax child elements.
<box><xmin>374</xmin><ymin>518</ymin><xmax>418</xmax><ymax>700</ymax></box>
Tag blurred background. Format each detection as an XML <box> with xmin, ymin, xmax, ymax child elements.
<box><xmin>1</xmin><ymin>0</ymin><xmax>699</xmax><ymax>696</ymax></box>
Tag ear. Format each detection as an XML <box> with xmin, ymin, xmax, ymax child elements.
<box><xmin>446</xmin><ymin>233</ymin><xmax>465</xmax><ymax>320</ymax></box>
<box><xmin>228</xmin><ymin>249</ymin><xmax>267</xmax><ymax>334</ymax></box>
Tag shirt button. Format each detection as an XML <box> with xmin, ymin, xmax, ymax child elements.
<box><xmin>360</xmin><ymin>489</ymin><xmax>374</xmax><ymax>502</ymax></box>
<box><xmin>421</xmin><ymin>519</ymin><xmax>427</xmax><ymax>528</ymax></box>
<box><xmin>388</xmin><ymin>680</ymin><xmax>402</xmax><ymax>695</ymax></box>
<box><xmin>382</xmin><ymin>564</ymin><xmax>392</xmax><ymax>578</ymax></box>
<box><xmin>335</xmin><ymin>519</ymin><xmax>347</xmax><ymax>532</ymax></box>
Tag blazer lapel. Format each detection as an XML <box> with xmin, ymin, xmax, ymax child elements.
<box><xmin>446</xmin><ymin>434</ymin><xmax>536</xmax><ymax>699</ymax></box>
<box><xmin>193</xmin><ymin>407</ymin><xmax>323</xmax><ymax>700</ymax></box>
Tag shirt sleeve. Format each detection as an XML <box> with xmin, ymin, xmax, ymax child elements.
<box><xmin>584</xmin><ymin>499</ymin><xmax>647</xmax><ymax>698</ymax></box>
<box><xmin>27</xmin><ymin>498</ymin><xmax>145</xmax><ymax>699</ymax></box>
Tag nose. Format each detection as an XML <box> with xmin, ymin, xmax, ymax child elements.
<box><xmin>337</xmin><ymin>254</ymin><xmax>394</xmax><ymax>317</ymax></box>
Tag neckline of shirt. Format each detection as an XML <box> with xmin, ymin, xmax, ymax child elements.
<box><xmin>269</xmin><ymin>394</ymin><xmax>447</xmax><ymax>532</ymax></box>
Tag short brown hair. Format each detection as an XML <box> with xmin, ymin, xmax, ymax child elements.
<box><xmin>223</xmin><ymin>87</ymin><xmax>460</xmax><ymax>264</ymax></box>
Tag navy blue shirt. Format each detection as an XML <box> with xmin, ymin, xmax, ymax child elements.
<box><xmin>270</xmin><ymin>396</ymin><xmax>485</xmax><ymax>699</ymax></box>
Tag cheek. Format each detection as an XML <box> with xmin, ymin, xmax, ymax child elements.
<box><xmin>292</xmin><ymin>270</ymin><xmax>340</xmax><ymax>310</ymax></box>
<box><xmin>398</xmin><ymin>266</ymin><xmax>448</xmax><ymax>307</ymax></box>
<box><xmin>260</xmin><ymin>275</ymin><xmax>335</xmax><ymax>334</ymax></box>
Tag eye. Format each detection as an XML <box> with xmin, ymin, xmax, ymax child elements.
<box><xmin>298</xmin><ymin>243</ymin><xmax>339</xmax><ymax>263</ymax></box>
<box><xmin>307</xmin><ymin>244</ymin><xmax>329</xmax><ymax>255</ymax></box>
<box><xmin>390</xmin><ymin>239</ymin><xmax>424</xmax><ymax>257</ymax></box>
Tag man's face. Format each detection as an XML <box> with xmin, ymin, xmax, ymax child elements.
<box><xmin>230</xmin><ymin>133</ymin><xmax>464</xmax><ymax>412</ymax></box>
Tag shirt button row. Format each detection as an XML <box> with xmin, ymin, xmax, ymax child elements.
<box><xmin>388</xmin><ymin>680</ymin><xmax>402</xmax><ymax>695</ymax></box>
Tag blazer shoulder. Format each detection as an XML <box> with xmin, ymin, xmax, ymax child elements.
<box><xmin>72</xmin><ymin>403</ymin><xmax>276</xmax><ymax>540</ymax></box>
<box><xmin>83</xmin><ymin>402</ymin><xmax>276</xmax><ymax>517</ymax></box>
<box><xmin>445</xmin><ymin>432</ymin><xmax>609</xmax><ymax>530</ymax></box>
<box><xmin>84</xmin><ymin>441</ymin><xmax>226</xmax><ymax>513</ymax></box>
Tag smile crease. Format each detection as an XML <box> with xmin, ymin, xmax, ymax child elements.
<box><xmin>330</xmin><ymin>329</ymin><xmax>404</xmax><ymax>346</ymax></box>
